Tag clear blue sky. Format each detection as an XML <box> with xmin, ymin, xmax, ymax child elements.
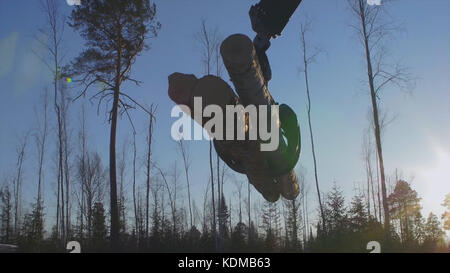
<box><xmin>0</xmin><ymin>0</ymin><xmax>449</xmax><ymax>233</ymax></box>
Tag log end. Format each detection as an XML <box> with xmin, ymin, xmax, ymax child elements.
<box><xmin>277</xmin><ymin>171</ymin><xmax>299</xmax><ymax>200</ymax></box>
<box><xmin>220</xmin><ymin>34</ymin><xmax>255</xmax><ymax>69</ymax></box>
<box><xmin>168</xmin><ymin>73</ymin><xmax>197</xmax><ymax>107</ymax></box>
<box><xmin>190</xmin><ymin>75</ymin><xmax>237</xmax><ymax>111</ymax></box>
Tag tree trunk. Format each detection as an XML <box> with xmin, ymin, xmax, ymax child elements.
<box><xmin>371</xmin><ymin>165</ymin><xmax>377</xmax><ymax>221</ymax></box>
<box><xmin>80</xmin><ymin>104</ymin><xmax>86</xmax><ymax>242</ymax></box>
<box><xmin>14</xmin><ymin>139</ymin><xmax>26</xmax><ymax>237</ymax></box>
<box><xmin>146</xmin><ymin>113</ymin><xmax>153</xmax><ymax>240</ymax></box>
<box><xmin>63</xmin><ymin>117</ymin><xmax>70</xmax><ymax>240</ymax></box>
<box><xmin>109</xmin><ymin>84</ymin><xmax>121</xmax><ymax>250</ymax></box>
<box><xmin>358</xmin><ymin>0</ymin><xmax>390</xmax><ymax>234</ymax></box>
<box><xmin>367</xmin><ymin>173</ymin><xmax>371</xmax><ymax>217</ymax></box>
<box><xmin>180</xmin><ymin>140</ymin><xmax>193</xmax><ymax>228</ymax></box>
<box><xmin>37</xmin><ymin>96</ymin><xmax>47</xmax><ymax>206</ymax></box>
<box><xmin>60</xmin><ymin>133</ymin><xmax>65</xmax><ymax>244</ymax></box>
<box><xmin>301</xmin><ymin>27</ymin><xmax>326</xmax><ymax>232</ymax></box>
<box><xmin>185</xmin><ymin>161</ymin><xmax>193</xmax><ymax>229</ymax></box>
<box><xmin>376</xmin><ymin>151</ymin><xmax>382</xmax><ymax>222</ymax></box>
<box><xmin>132</xmin><ymin>133</ymin><xmax>138</xmax><ymax>243</ymax></box>
<box><xmin>209</xmin><ymin>141</ymin><xmax>217</xmax><ymax>249</ymax></box>
<box><xmin>229</xmin><ymin>197</ymin><xmax>232</xmax><ymax>233</ymax></box>
<box><xmin>247</xmin><ymin>180</ymin><xmax>251</xmax><ymax>242</ymax></box>
<box><xmin>304</xmin><ymin>189</ymin><xmax>309</xmax><ymax>243</ymax></box>
<box><xmin>217</xmin><ymin>153</ymin><xmax>222</xmax><ymax>250</ymax></box>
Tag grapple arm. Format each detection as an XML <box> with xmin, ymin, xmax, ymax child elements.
<box><xmin>250</xmin><ymin>0</ymin><xmax>303</xmax><ymax>83</ymax></box>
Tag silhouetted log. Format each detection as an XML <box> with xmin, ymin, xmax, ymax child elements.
<box><xmin>220</xmin><ymin>34</ymin><xmax>299</xmax><ymax>201</ymax></box>
<box><xmin>167</xmin><ymin>34</ymin><xmax>299</xmax><ymax>202</ymax></box>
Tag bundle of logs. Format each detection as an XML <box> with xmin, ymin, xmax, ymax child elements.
<box><xmin>168</xmin><ymin>34</ymin><xmax>299</xmax><ymax>202</ymax></box>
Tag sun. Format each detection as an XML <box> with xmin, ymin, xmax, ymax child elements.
<box><xmin>416</xmin><ymin>142</ymin><xmax>450</xmax><ymax>235</ymax></box>
<box><xmin>421</xmin><ymin>145</ymin><xmax>450</xmax><ymax>189</ymax></box>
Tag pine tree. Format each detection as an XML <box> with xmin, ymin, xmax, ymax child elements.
<box><xmin>284</xmin><ymin>199</ymin><xmax>302</xmax><ymax>251</ymax></box>
<box><xmin>348</xmin><ymin>194</ymin><xmax>368</xmax><ymax>233</ymax></box>
<box><xmin>423</xmin><ymin>213</ymin><xmax>445</xmax><ymax>251</ymax></box>
<box><xmin>19</xmin><ymin>201</ymin><xmax>45</xmax><ymax>252</ymax></box>
<box><xmin>247</xmin><ymin>220</ymin><xmax>260</xmax><ymax>251</ymax></box>
<box><xmin>388</xmin><ymin>180</ymin><xmax>421</xmax><ymax>244</ymax></box>
<box><xmin>412</xmin><ymin>212</ymin><xmax>425</xmax><ymax>246</ymax></box>
<box><xmin>326</xmin><ymin>184</ymin><xmax>347</xmax><ymax>233</ymax></box>
<box><xmin>0</xmin><ymin>186</ymin><xmax>13</xmax><ymax>243</ymax></box>
<box><xmin>261</xmin><ymin>201</ymin><xmax>281</xmax><ymax>252</ymax></box>
<box><xmin>218</xmin><ymin>192</ymin><xmax>229</xmax><ymax>242</ymax></box>
<box><xmin>68</xmin><ymin>0</ymin><xmax>161</xmax><ymax>249</ymax></box>
<box><xmin>91</xmin><ymin>202</ymin><xmax>107</xmax><ymax>251</ymax></box>
<box><xmin>442</xmin><ymin>194</ymin><xmax>450</xmax><ymax>231</ymax></box>
<box><xmin>230</xmin><ymin>222</ymin><xmax>247</xmax><ymax>252</ymax></box>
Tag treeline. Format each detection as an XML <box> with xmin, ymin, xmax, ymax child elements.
<box><xmin>1</xmin><ymin>170</ymin><xmax>448</xmax><ymax>252</ymax></box>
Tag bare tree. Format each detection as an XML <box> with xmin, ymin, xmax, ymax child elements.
<box><xmin>34</xmin><ymin>89</ymin><xmax>49</xmax><ymax>207</ymax></box>
<box><xmin>302</xmin><ymin>183</ymin><xmax>308</xmax><ymax>244</ymax></box>
<box><xmin>145</xmin><ymin>105</ymin><xmax>156</xmax><ymax>239</ymax></box>
<box><xmin>296</xmin><ymin>168</ymin><xmax>308</xmax><ymax>245</ymax></box>
<box><xmin>209</xmin><ymin>141</ymin><xmax>217</xmax><ymax>246</ymax></box>
<box><xmin>245</xmin><ymin>178</ymin><xmax>254</xmax><ymax>244</ymax></box>
<box><xmin>13</xmin><ymin>133</ymin><xmax>29</xmax><ymax>237</ymax></box>
<box><xmin>76</xmin><ymin>148</ymin><xmax>106</xmax><ymax>241</ymax></box>
<box><xmin>214</xmin><ymin>26</ymin><xmax>225</xmax><ymax>250</ymax></box>
<box><xmin>149</xmin><ymin>178</ymin><xmax>163</xmax><ymax>245</ymax></box>
<box><xmin>196</xmin><ymin>19</ymin><xmax>221</xmax><ymax>76</ymax></box>
<box><xmin>201</xmin><ymin>181</ymin><xmax>211</xmax><ymax>234</ymax></box>
<box><xmin>300</xmin><ymin>20</ymin><xmax>326</xmax><ymax>231</ymax></box>
<box><xmin>132</xmin><ymin>131</ymin><xmax>139</xmax><ymax>242</ymax></box>
<box><xmin>76</xmin><ymin>103</ymin><xmax>87</xmax><ymax>241</ymax></box>
<box><xmin>348</xmin><ymin>0</ymin><xmax>413</xmax><ymax>234</ymax></box>
<box><xmin>284</xmin><ymin>197</ymin><xmax>302</xmax><ymax>251</ymax></box>
<box><xmin>196</xmin><ymin>19</ymin><xmax>222</xmax><ymax>248</ymax></box>
<box><xmin>155</xmin><ymin>164</ymin><xmax>178</xmax><ymax>237</ymax></box>
<box><xmin>362</xmin><ymin>128</ymin><xmax>375</xmax><ymax>218</ymax></box>
<box><xmin>62</xmin><ymin>83</ymin><xmax>72</xmax><ymax>240</ymax></box>
<box><xmin>370</xmin><ymin>108</ymin><xmax>396</xmax><ymax>222</ymax></box>
<box><xmin>35</xmin><ymin>0</ymin><xmax>67</xmax><ymax>243</ymax></box>
<box><xmin>178</xmin><ymin>139</ymin><xmax>193</xmax><ymax>228</ymax></box>
<box><xmin>171</xmin><ymin>163</ymin><xmax>181</xmax><ymax>236</ymax></box>
<box><xmin>375</xmin><ymin>146</ymin><xmax>382</xmax><ymax>221</ymax></box>
<box><xmin>233</xmin><ymin>177</ymin><xmax>244</xmax><ymax>224</ymax></box>
<box><xmin>228</xmin><ymin>197</ymin><xmax>232</xmax><ymax>234</ymax></box>
<box><xmin>118</xmin><ymin>139</ymin><xmax>127</xmax><ymax>235</ymax></box>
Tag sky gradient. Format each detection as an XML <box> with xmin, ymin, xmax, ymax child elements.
<box><xmin>0</xmin><ymin>0</ymin><xmax>449</xmax><ymax>234</ymax></box>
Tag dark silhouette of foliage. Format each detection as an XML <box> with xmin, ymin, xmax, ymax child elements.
<box><xmin>18</xmin><ymin>201</ymin><xmax>45</xmax><ymax>252</ymax></box>
<box><xmin>91</xmin><ymin>202</ymin><xmax>107</xmax><ymax>251</ymax></box>
<box><xmin>388</xmin><ymin>180</ymin><xmax>421</xmax><ymax>245</ymax></box>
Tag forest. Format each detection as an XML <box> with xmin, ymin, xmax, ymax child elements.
<box><xmin>0</xmin><ymin>0</ymin><xmax>449</xmax><ymax>253</ymax></box>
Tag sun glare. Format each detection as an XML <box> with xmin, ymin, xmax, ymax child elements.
<box><xmin>416</xmin><ymin>142</ymin><xmax>450</xmax><ymax>234</ymax></box>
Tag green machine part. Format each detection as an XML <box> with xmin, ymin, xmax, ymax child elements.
<box><xmin>265</xmin><ymin>103</ymin><xmax>301</xmax><ymax>177</ymax></box>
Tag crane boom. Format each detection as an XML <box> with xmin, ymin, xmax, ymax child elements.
<box><xmin>250</xmin><ymin>0</ymin><xmax>304</xmax><ymax>83</ymax></box>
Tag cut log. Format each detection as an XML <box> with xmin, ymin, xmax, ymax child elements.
<box><xmin>167</xmin><ymin>34</ymin><xmax>300</xmax><ymax>202</ymax></box>
<box><xmin>221</xmin><ymin>34</ymin><xmax>299</xmax><ymax>201</ymax></box>
<box><xmin>168</xmin><ymin>73</ymin><xmax>197</xmax><ymax>107</ymax></box>
<box><xmin>169</xmin><ymin>73</ymin><xmax>239</xmax><ymax>133</ymax></box>
<box><xmin>220</xmin><ymin>34</ymin><xmax>274</xmax><ymax>106</ymax></box>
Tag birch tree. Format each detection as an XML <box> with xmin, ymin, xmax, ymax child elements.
<box><xmin>300</xmin><ymin>20</ymin><xmax>326</xmax><ymax>231</ymax></box>
<box><xmin>348</xmin><ymin>0</ymin><xmax>413</xmax><ymax>235</ymax></box>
